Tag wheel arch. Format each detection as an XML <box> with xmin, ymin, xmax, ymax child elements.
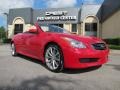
<box><xmin>11</xmin><ymin>40</ymin><xmax>14</xmax><ymax>45</ymax></box>
<box><xmin>43</xmin><ymin>41</ymin><xmax>63</xmax><ymax>56</ymax></box>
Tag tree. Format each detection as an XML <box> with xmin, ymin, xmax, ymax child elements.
<box><xmin>0</xmin><ymin>26</ymin><xmax>6</xmax><ymax>39</ymax></box>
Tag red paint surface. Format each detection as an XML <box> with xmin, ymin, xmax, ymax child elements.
<box><xmin>12</xmin><ymin>23</ymin><xmax>109</xmax><ymax>69</ymax></box>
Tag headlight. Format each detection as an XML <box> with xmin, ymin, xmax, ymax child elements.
<box><xmin>63</xmin><ymin>37</ymin><xmax>86</xmax><ymax>48</ymax></box>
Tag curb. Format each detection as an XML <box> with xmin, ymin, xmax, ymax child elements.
<box><xmin>110</xmin><ymin>50</ymin><xmax>120</xmax><ymax>55</ymax></box>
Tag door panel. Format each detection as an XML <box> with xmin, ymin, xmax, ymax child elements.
<box><xmin>17</xmin><ymin>34</ymin><xmax>29</xmax><ymax>54</ymax></box>
<box><xmin>14</xmin><ymin>34</ymin><xmax>25</xmax><ymax>53</ymax></box>
<box><xmin>24</xmin><ymin>33</ymin><xmax>41</xmax><ymax>58</ymax></box>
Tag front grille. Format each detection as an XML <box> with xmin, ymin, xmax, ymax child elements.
<box><xmin>80</xmin><ymin>58</ymin><xmax>99</xmax><ymax>63</ymax></box>
<box><xmin>92</xmin><ymin>43</ymin><xmax>106</xmax><ymax>50</ymax></box>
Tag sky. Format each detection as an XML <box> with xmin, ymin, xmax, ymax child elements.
<box><xmin>0</xmin><ymin>0</ymin><xmax>104</xmax><ymax>27</ymax></box>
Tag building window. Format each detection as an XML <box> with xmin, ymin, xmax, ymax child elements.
<box><xmin>72</xmin><ymin>24</ymin><xmax>77</xmax><ymax>33</ymax></box>
<box><xmin>85</xmin><ymin>23</ymin><xmax>97</xmax><ymax>36</ymax></box>
<box><xmin>93</xmin><ymin>23</ymin><xmax>97</xmax><ymax>31</ymax></box>
<box><xmin>53</xmin><ymin>24</ymin><xmax>63</xmax><ymax>28</ymax></box>
<box><xmin>85</xmin><ymin>23</ymin><xmax>97</xmax><ymax>31</ymax></box>
<box><xmin>14</xmin><ymin>24</ymin><xmax>23</xmax><ymax>34</ymax></box>
<box><xmin>85</xmin><ymin>23</ymin><xmax>91</xmax><ymax>31</ymax></box>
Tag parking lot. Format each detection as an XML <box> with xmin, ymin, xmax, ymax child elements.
<box><xmin>0</xmin><ymin>44</ymin><xmax>120</xmax><ymax>90</ymax></box>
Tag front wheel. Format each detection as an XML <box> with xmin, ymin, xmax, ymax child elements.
<box><xmin>45</xmin><ymin>44</ymin><xmax>64</xmax><ymax>72</ymax></box>
<box><xmin>11</xmin><ymin>43</ymin><xmax>17</xmax><ymax>56</ymax></box>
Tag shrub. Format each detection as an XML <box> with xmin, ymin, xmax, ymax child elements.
<box><xmin>2</xmin><ymin>38</ymin><xmax>11</xmax><ymax>43</ymax></box>
<box><xmin>0</xmin><ymin>26</ymin><xmax>6</xmax><ymax>39</ymax></box>
<box><xmin>104</xmin><ymin>38</ymin><xmax>120</xmax><ymax>45</ymax></box>
<box><xmin>109</xmin><ymin>45</ymin><xmax>120</xmax><ymax>50</ymax></box>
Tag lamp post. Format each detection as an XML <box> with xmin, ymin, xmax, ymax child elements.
<box><xmin>3</xmin><ymin>12</ymin><xmax>8</xmax><ymax>38</ymax></box>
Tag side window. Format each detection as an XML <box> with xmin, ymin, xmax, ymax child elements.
<box><xmin>49</xmin><ymin>25</ymin><xmax>56</xmax><ymax>32</ymax></box>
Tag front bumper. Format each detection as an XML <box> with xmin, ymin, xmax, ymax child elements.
<box><xmin>63</xmin><ymin>47</ymin><xmax>109</xmax><ymax>69</ymax></box>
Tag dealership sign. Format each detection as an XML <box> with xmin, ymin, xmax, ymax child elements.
<box><xmin>37</xmin><ymin>11</ymin><xmax>77</xmax><ymax>21</ymax></box>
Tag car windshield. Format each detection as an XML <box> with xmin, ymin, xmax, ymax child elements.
<box><xmin>39</xmin><ymin>24</ymin><xmax>71</xmax><ymax>34</ymax></box>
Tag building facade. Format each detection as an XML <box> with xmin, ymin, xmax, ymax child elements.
<box><xmin>8</xmin><ymin>5</ymin><xmax>101</xmax><ymax>39</ymax></box>
<box><xmin>101</xmin><ymin>0</ymin><xmax>120</xmax><ymax>38</ymax></box>
<box><xmin>7</xmin><ymin>0</ymin><xmax>120</xmax><ymax>39</ymax></box>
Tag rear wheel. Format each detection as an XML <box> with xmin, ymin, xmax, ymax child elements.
<box><xmin>11</xmin><ymin>43</ymin><xmax>17</xmax><ymax>56</ymax></box>
<box><xmin>45</xmin><ymin>44</ymin><xmax>64</xmax><ymax>72</ymax></box>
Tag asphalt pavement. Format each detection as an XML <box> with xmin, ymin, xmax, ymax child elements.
<box><xmin>0</xmin><ymin>44</ymin><xmax>120</xmax><ymax>90</ymax></box>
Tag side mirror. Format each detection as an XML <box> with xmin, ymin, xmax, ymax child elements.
<box><xmin>29</xmin><ymin>26</ymin><xmax>38</xmax><ymax>33</ymax></box>
<box><xmin>29</xmin><ymin>29</ymin><xmax>38</xmax><ymax>33</ymax></box>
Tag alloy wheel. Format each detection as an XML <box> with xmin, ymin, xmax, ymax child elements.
<box><xmin>11</xmin><ymin>43</ymin><xmax>17</xmax><ymax>56</ymax></box>
<box><xmin>45</xmin><ymin>45</ymin><xmax>63</xmax><ymax>72</ymax></box>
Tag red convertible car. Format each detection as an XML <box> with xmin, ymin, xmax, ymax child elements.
<box><xmin>11</xmin><ymin>23</ymin><xmax>109</xmax><ymax>72</ymax></box>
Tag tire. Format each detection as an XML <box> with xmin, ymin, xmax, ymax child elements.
<box><xmin>45</xmin><ymin>44</ymin><xmax>64</xmax><ymax>72</ymax></box>
<box><xmin>11</xmin><ymin>43</ymin><xmax>17</xmax><ymax>56</ymax></box>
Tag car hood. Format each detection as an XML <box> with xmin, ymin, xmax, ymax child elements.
<box><xmin>50</xmin><ymin>33</ymin><xmax>104</xmax><ymax>44</ymax></box>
